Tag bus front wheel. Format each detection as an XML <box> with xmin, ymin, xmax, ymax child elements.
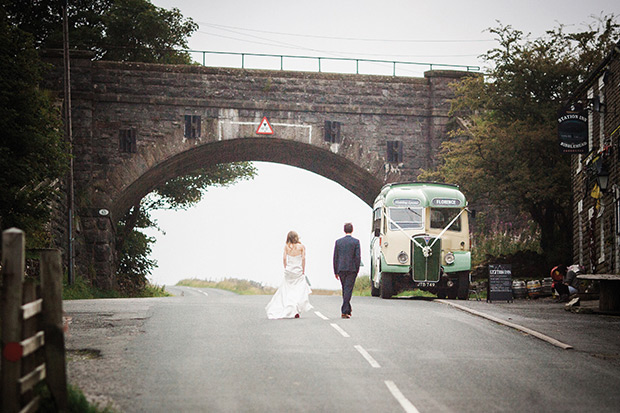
<box><xmin>380</xmin><ymin>272</ymin><xmax>394</xmax><ymax>299</ymax></box>
<box><xmin>457</xmin><ymin>271</ymin><xmax>470</xmax><ymax>300</ymax></box>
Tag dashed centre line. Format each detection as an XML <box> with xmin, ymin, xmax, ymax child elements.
<box><xmin>314</xmin><ymin>311</ymin><xmax>329</xmax><ymax>320</ymax></box>
<box><xmin>385</xmin><ymin>380</ymin><xmax>420</xmax><ymax>413</ymax></box>
<box><xmin>354</xmin><ymin>345</ymin><xmax>381</xmax><ymax>368</ymax></box>
<box><xmin>191</xmin><ymin>288</ymin><xmax>208</xmax><ymax>297</ymax></box>
<box><xmin>317</xmin><ymin>311</ymin><xmax>417</xmax><ymax>412</ymax></box>
<box><xmin>330</xmin><ymin>323</ymin><xmax>350</xmax><ymax>337</ymax></box>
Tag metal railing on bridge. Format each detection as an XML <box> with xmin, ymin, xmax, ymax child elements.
<box><xmin>184</xmin><ymin>50</ymin><xmax>480</xmax><ymax>77</ymax></box>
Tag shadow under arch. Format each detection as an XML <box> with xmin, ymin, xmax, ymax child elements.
<box><xmin>112</xmin><ymin>138</ymin><xmax>383</xmax><ymax>219</ymax></box>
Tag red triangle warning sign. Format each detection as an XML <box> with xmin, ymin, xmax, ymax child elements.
<box><xmin>256</xmin><ymin>117</ymin><xmax>274</xmax><ymax>135</ymax></box>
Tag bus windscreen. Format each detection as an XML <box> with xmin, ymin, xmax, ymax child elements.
<box><xmin>389</xmin><ymin>207</ymin><xmax>423</xmax><ymax>230</ymax></box>
<box><xmin>430</xmin><ymin>208</ymin><xmax>462</xmax><ymax>232</ymax></box>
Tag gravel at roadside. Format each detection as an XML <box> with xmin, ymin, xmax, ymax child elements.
<box><xmin>64</xmin><ymin>298</ymin><xmax>161</xmax><ymax>412</ymax></box>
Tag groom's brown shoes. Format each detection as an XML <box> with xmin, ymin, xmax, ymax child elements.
<box><xmin>341</xmin><ymin>314</ymin><xmax>350</xmax><ymax>319</ymax></box>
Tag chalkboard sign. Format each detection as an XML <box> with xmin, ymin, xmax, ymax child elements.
<box><xmin>488</xmin><ymin>264</ymin><xmax>513</xmax><ymax>302</ymax></box>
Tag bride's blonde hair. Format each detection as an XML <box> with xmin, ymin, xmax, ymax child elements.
<box><xmin>286</xmin><ymin>231</ymin><xmax>299</xmax><ymax>245</ymax></box>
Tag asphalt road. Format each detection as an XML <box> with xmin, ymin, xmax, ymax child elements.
<box><xmin>64</xmin><ymin>287</ymin><xmax>620</xmax><ymax>412</ymax></box>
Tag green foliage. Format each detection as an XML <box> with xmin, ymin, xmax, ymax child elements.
<box><xmin>472</xmin><ymin>215</ymin><xmax>542</xmax><ymax>267</ymax></box>
<box><xmin>63</xmin><ymin>274</ymin><xmax>121</xmax><ymax>300</ymax></box>
<box><xmin>0</xmin><ymin>9</ymin><xmax>69</xmax><ymax>241</ymax></box>
<box><xmin>145</xmin><ymin>163</ymin><xmax>257</xmax><ymax>211</ymax></box>
<box><xmin>4</xmin><ymin>0</ymin><xmax>197</xmax><ymax>64</ymax></box>
<box><xmin>38</xmin><ymin>382</ymin><xmax>116</xmax><ymax>413</ymax></box>
<box><xmin>116</xmin><ymin>206</ymin><xmax>157</xmax><ymax>296</ymax></box>
<box><xmin>103</xmin><ymin>0</ymin><xmax>197</xmax><ymax>63</ymax></box>
<box><xmin>421</xmin><ymin>15</ymin><xmax>620</xmax><ymax>265</ymax></box>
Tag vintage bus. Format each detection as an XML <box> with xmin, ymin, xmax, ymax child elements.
<box><xmin>370</xmin><ymin>182</ymin><xmax>471</xmax><ymax>299</ymax></box>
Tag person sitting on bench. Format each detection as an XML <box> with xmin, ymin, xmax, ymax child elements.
<box><xmin>552</xmin><ymin>264</ymin><xmax>582</xmax><ymax>302</ymax></box>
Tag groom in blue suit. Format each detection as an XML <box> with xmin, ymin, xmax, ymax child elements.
<box><xmin>333</xmin><ymin>223</ymin><xmax>361</xmax><ymax>319</ymax></box>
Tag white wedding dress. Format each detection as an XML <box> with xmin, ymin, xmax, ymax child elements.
<box><xmin>265</xmin><ymin>254</ymin><xmax>313</xmax><ymax>319</ymax></box>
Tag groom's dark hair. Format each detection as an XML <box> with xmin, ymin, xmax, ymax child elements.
<box><xmin>344</xmin><ymin>223</ymin><xmax>353</xmax><ymax>234</ymax></box>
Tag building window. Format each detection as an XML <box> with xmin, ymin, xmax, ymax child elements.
<box><xmin>387</xmin><ymin>140</ymin><xmax>403</xmax><ymax>163</ymax></box>
<box><xmin>119</xmin><ymin>129</ymin><xmax>137</xmax><ymax>153</ymax></box>
<box><xmin>184</xmin><ymin>115</ymin><xmax>201</xmax><ymax>139</ymax></box>
<box><xmin>324</xmin><ymin>120</ymin><xmax>341</xmax><ymax>143</ymax></box>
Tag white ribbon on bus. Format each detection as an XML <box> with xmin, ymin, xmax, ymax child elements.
<box><xmin>382</xmin><ymin>208</ymin><xmax>467</xmax><ymax>258</ymax></box>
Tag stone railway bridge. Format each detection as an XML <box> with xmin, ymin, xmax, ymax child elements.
<box><xmin>47</xmin><ymin>53</ymin><xmax>472</xmax><ymax>288</ymax></box>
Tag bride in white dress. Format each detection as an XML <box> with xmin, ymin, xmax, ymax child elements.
<box><xmin>266</xmin><ymin>231</ymin><xmax>313</xmax><ymax>319</ymax></box>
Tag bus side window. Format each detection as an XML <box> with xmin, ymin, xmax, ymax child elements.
<box><xmin>382</xmin><ymin>208</ymin><xmax>387</xmax><ymax>234</ymax></box>
<box><xmin>373</xmin><ymin>208</ymin><xmax>381</xmax><ymax>235</ymax></box>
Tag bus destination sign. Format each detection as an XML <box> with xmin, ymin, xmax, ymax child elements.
<box><xmin>432</xmin><ymin>198</ymin><xmax>461</xmax><ymax>207</ymax></box>
<box><xmin>393</xmin><ymin>199</ymin><xmax>421</xmax><ymax>206</ymax></box>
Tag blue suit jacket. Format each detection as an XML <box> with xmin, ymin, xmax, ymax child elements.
<box><xmin>333</xmin><ymin>235</ymin><xmax>361</xmax><ymax>274</ymax></box>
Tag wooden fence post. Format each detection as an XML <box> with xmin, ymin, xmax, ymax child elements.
<box><xmin>40</xmin><ymin>249</ymin><xmax>68</xmax><ymax>411</ymax></box>
<box><xmin>1</xmin><ymin>228</ymin><xmax>25</xmax><ymax>413</ymax></box>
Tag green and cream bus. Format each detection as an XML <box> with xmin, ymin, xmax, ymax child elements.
<box><xmin>370</xmin><ymin>182</ymin><xmax>471</xmax><ymax>299</ymax></box>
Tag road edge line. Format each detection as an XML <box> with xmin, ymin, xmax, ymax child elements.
<box><xmin>437</xmin><ymin>300</ymin><xmax>574</xmax><ymax>350</ymax></box>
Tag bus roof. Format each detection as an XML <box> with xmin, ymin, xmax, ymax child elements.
<box><xmin>375</xmin><ymin>182</ymin><xmax>467</xmax><ymax>208</ymax></box>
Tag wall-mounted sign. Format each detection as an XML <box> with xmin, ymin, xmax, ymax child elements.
<box><xmin>256</xmin><ymin>116</ymin><xmax>274</xmax><ymax>135</ymax></box>
<box><xmin>558</xmin><ymin>103</ymin><xmax>588</xmax><ymax>154</ymax></box>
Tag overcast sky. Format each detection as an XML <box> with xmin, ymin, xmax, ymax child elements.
<box><xmin>145</xmin><ymin>0</ymin><xmax>620</xmax><ymax>289</ymax></box>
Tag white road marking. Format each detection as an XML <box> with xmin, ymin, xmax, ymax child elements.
<box><xmin>354</xmin><ymin>345</ymin><xmax>381</xmax><ymax>368</ymax></box>
<box><xmin>314</xmin><ymin>311</ymin><xmax>329</xmax><ymax>320</ymax></box>
<box><xmin>191</xmin><ymin>288</ymin><xmax>208</xmax><ymax>297</ymax></box>
<box><xmin>385</xmin><ymin>380</ymin><xmax>420</xmax><ymax>413</ymax></box>
<box><xmin>330</xmin><ymin>323</ymin><xmax>350</xmax><ymax>337</ymax></box>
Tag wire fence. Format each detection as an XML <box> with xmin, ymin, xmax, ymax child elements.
<box><xmin>184</xmin><ymin>50</ymin><xmax>480</xmax><ymax>77</ymax></box>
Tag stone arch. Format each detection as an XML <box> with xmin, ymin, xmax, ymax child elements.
<box><xmin>112</xmin><ymin>137</ymin><xmax>383</xmax><ymax>221</ymax></box>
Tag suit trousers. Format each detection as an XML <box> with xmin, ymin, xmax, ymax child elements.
<box><xmin>339</xmin><ymin>271</ymin><xmax>358</xmax><ymax>315</ymax></box>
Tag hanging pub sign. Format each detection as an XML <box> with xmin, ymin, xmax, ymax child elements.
<box><xmin>558</xmin><ymin>103</ymin><xmax>588</xmax><ymax>154</ymax></box>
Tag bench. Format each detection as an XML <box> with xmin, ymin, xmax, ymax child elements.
<box><xmin>577</xmin><ymin>274</ymin><xmax>620</xmax><ymax>312</ymax></box>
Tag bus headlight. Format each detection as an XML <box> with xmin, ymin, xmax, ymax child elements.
<box><xmin>397</xmin><ymin>251</ymin><xmax>409</xmax><ymax>264</ymax></box>
<box><xmin>444</xmin><ymin>252</ymin><xmax>455</xmax><ymax>265</ymax></box>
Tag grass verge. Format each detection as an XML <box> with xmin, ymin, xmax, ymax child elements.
<box><xmin>63</xmin><ymin>275</ymin><xmax>169</xmax><ymax>300</ymax></box>
<box><xmin>177</xmin><ymin>278</ymin><xmax>276</xmax><ymax>295</ymax></box>
<box><xmin>177</xmin><ymin>277</ymin><xmax>341</xmax><ymax>295</ymax></box>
